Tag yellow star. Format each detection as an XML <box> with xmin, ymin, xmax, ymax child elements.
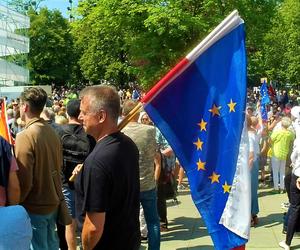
<box><xmin>208</xmin><ymin>172</ymin><xmax>220</xmax><ymax>184</ymax></box>
<box><xmin>227</xmin><ymin>99</ymin><xmax>237</xmax><ymax>112</ymax></box>
<box><xmin>222</xmin><ymin>181</ymin><xmax>231</xmax><ymax>193</ymax></box>
<box><xmin>197</xmin><ymin>119</ymin><xmax>207</xmax><ymax>131</ymax></box>
<box><xmin>196</xmin><ymin>159</ymin><xmax>206</xmax><ymax>171</ymax></box>
<box><xmin>193</xmin><ymin>138</ymin><xmax>203</xmax><ymax>150</ymax></box>
<box><xmin>209</xmin><ymin>104</ymin><xmax>221</xmax><ymax>116</ymax></box>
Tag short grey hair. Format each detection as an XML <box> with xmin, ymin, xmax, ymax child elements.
<box><xmin>79</xmin><ymin>85</ymin><xmax>120</xmax><ymax>123</ymax></box>
<box><xmin>281</xmin><ymin>117</ymin><xmax>292</xmax><ymax>129</ymax></box>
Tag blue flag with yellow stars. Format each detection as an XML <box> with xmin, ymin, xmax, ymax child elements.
<box><xmin>142</xmin><ymin>11</ymin><xmax>249</xmax><ymax>250</ymax></box>
<box><xmin>260</xmin><ymin>81</ymin><xmax>270</xmax><ymax>105</ymax></box>
<box><xmin>260</xmin><ymin>81</ymin><xmax>270</xmax><ymax>121</ymax></box>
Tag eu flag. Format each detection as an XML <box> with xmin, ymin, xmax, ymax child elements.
<box><xmin>142</xmin><ymin>11</ymin><xmax>249</xmax><ymax>250</ymax></box>
<box><xmin>260</xmin><ymin>81</ymin><xmax>270</xmax><ymax>121</ymax></box>
<box><xmin>260</xmin><ymin>81</ymin><xmax>270</xmax><ymax>105</ymax></box>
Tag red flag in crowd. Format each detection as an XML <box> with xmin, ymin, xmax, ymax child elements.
<box><xmin>0</xmin><ymin>100</ymin><xmax>12</xmax><ymax>144</ymax></box>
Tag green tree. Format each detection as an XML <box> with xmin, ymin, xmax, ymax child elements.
<box><xmin>72</xmin><ymin>0</ymin><xmax>135</xmax><ymax>87</ymax></box>
<box><xmin>73</xmin><ymin>0</ymin><xmax>281</xmax><ymax>89</ymax></box>
<box><xmin>28</xmin><ymin>8</ymin><xmax>75</xmax><ymax>85</ymax></box>
<box><xmin>263</xmin><ymin>0</ymin><xmax>300</xmax><ymax>88</ymax></box>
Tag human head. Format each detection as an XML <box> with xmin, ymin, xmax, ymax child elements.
<box><xmin>250</xmin><ymin>116</ymin><xmax>258</xmax><ymax>128</ymax></box>
<box><xmin>79</xmin><ymin>85</ymin><xmax>120</xmax><ymax>122</ymax></box>
<box><xmin>55</xmin><ymin>115</ymin><xmax>68</xmax><ymax>125</ymax></box>
<box><xmin>122</xmin><ymin>100</ymin><xmax>139</xmax><ymax>121</ymax></box>
<box><xmin>291</xmin><ymin>106</ymin><xmax>300</xmax><ymax>120</ymax></box>
<box><xmin>140</xmin><ymin>112</ymin><xmax>153</xmax><ymax>125</ymax></box>
<box><xmin>67</xmin><ymin>99</ymin><xmax>81</xmax><ymax>118</ymax></box>
<box><xmin>40</xmin><ymin>107</ymin><xmax>55</xmax><ymax>122</ymax></box>
<box><xmin>20</xmin><ymin>87</ymin><xmax>48</xmax><ymax>120</ymax></box>
<box><xmin>281</xmin><ymin>116</ymin><xmax>292</xmax><ymax>129</ymax></box>
<box><xmin>246</xmin><ymin>106</ymin><xmax>254</xmax><ymax>116</ymax></box>
<box><xmin>79</xmin><ymin>85</ymin><xmax>120</xmax><ymax>138</ymax></box>
<box><xmin>6</xmin><ymin>108</ymin><xmax>13</xmax><ymax>119</ymax></box>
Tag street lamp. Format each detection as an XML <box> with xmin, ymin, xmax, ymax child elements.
<box><xmin>67</xmin><ymin>0</ymin><xmax>74</xmax><ymax>22</ymax></box>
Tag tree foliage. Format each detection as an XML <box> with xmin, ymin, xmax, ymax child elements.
<box><xmin>28</xmin><ymin>8</ymin><xmax>75</xmax><ymax>85</ymax></box>
<box><xmin>263</xmin><ymin>0</ymin><xmax>300</xmax><ymax>88</ymax></box>
<box><xmin>72</xmin><ymin>0</ymin><xmax>280</xmax><ymax>89</ymax></box>
<box><xmin>9</xmin><ymin>0</ymin><xmax>294</xmax><ymax>89</ymax></box>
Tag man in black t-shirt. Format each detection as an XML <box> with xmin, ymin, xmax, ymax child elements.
<box><xmin>74</xmin><ymin>85</ymin><xmax>140</xmax><ymax>250</ymax></box>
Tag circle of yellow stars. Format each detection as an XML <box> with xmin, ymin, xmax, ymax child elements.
<box><xmin>192</xmin><ymin>99</ymin><xmax>237</xmax><ymax>194</ymax></box>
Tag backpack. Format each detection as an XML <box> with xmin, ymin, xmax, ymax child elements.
<box><xmin>61</xmin><ymin>125</ymin><xmax>90</xmax><ymax>187</ymax></box>
<box><xmin>159</xmin><ymin>153</ymin><xmax>177</xmax><ymax>200</ymax></box>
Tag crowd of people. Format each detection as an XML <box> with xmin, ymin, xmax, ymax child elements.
<box><xmin>1</xmin><ymin>83</ymin><xmax>300</xmax><ymax>250</ymax></box>
<box><xmin>0</xmin><ymin>85</ymin><xmax>183</xmax><ymax>250</ymax></box>
<box><xmin>246</xmin><ymin>87</ymin><xmax>300</xmax><ymax>250</ymax></box>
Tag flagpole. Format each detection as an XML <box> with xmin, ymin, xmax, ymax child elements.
<box><xmin>117</xmin><ymin>102</ymin><xmax>143</xmax><ymax>130</ymax></box>
<box><xmin>69</xmin><ymin>101</ymin><xmax>143</xmax><ymax>182</ymax></box>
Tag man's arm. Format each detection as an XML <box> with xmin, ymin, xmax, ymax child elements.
<box><xmin>154</xmin><ymin>152</ymin><xmax>161</xmax><ymax>183</ymax></box>
<box><xmin>296</xmin><ymin>177</ymin><xmax>300</xmax><ymax>190</ymax></box>
<box><xmin>161</xmin><ymin>147</ymin><xmax>173</xmax><ymax>157</ymax></box>
<box><xmin>249</xmin><ymin>151</ymin><xmax>254</xmax><ymax>170</ymax></box>
<box><xmin>15</xmin><ymin>133</ymin><xmax>34</xmax><ymax>202</ymax></box>
<box><xmin>7</xmin><ymin>171</ymin><xmax>20</xmax><ymax>205</ymax></box>
<box><xmin>82</xmin><ymin>211</ymin><xmax>105</xmax><ymax>250</ymax></box>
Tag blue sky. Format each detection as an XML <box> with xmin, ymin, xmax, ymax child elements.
<box><xmin>41</xmin><ymin>0</ymin><xmax>78</xmax><ymax>16</ymax></box>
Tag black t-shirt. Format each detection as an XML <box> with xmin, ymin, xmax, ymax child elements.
<box><xmin>75</xmin><ymin>132</ymin><xmax>140</xmax><ymax>250</ymax></box>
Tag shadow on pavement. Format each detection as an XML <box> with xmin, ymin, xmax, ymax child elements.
<box><xmin>292</xmin><ymin>244</ymin><xmax>300</xmax><ymax>249</ymax></box>
<box><xmin>258</xmin><ymin>189</ymin><xmax>285</xmax><ymax>197</ymax></box>
<box><xmin>161</xmin><ymin>216</ymin><xmax>206</xmax><ymax>242</ymax></box>
<box><xmin>176</xmin><ymin>246</ymin><xmax>214</xmax><ymax>250</ymax></box>
<box><xmin>166</xmin><ymin>190</ymin><xmax>191</xmax><ymax>207</ymax></box>
<box><xmin>253</xmin><ymin>212</ymin><xmax>283</xmax><ymax>228</ymax></box>
<box><xmin>166</xmin><ymin>199</ymin><xmax>181</xmax><ymax>207</ymax></box>
<box><xmin>176</xmin><ymin>190</ymin><xmax>191</xmax><ymax>196</ymax></box>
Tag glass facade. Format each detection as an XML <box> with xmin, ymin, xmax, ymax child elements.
<box><xmin>0</xmin><ymin>1</ymin><xmax>30</xmax><ymax>86</ymax></box>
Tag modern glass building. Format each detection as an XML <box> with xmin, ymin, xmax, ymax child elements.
<box><xmin>0</xmin><ymin>1</ymin><xmax>30</xmax><ymax>86</ymax></box>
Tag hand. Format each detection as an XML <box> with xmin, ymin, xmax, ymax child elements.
<box><xmin>69</xmin><ymin>164</ymin><xmax>83</xmax><ymax>182</ymax></box>
<box><xmin>72</xmin><ymin>164</ymin><xmax>83</xmax><ymax>176</ymax></box>
<box><xmin>296</xmin><ymin>178</ymin><xmax>300</xmax><ymax>190</ymax></box>
<box><xmin>257</xmin><ymin>100</ymin><xmax>261</xmax><ymax>109</ymax></box>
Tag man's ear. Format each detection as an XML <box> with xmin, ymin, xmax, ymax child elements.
<box><xmin>99</xmin><ymin>110</ymin><xmax>107</xmax><ymax>123</ymax></box>
<box><xmin>24</xmin><ymin>103</ymin><xmax>29</xmax><ymax>113</ymax></box>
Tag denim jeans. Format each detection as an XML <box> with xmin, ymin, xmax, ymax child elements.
<box><xmin>251</xmin><ymin>158</ymin><xmax>259</xmax><ymax>215</ymax></box>
<box><xmin>271</xmin><ymin>156</ymin><xmax>286</xmax><ymax>190</ymax></box>
<box><xmin>0</xmin><ymin>205</ymin><xmax>32</xmax><ymax>250</ymax></box>
<box><xmin>29</xmin><ymin>210</ymin><xmax>59</xmax><ymax>250</ymax></box>
<box><xmin>140</xmin><ymin>188</ymin><xmax>160</xmax><ymax>250</ymax></box>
